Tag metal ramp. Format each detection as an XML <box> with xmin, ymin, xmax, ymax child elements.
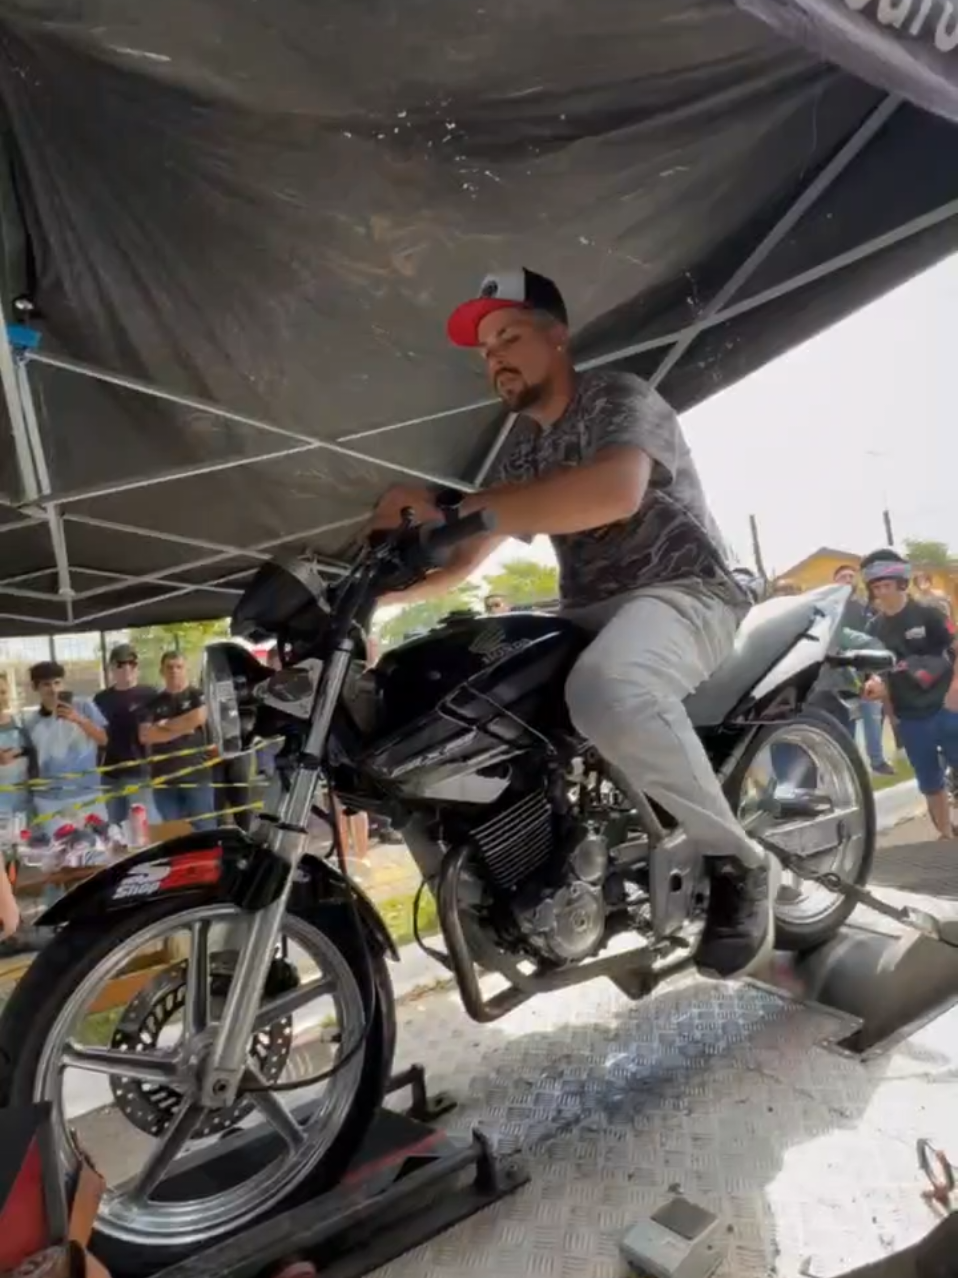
<box><xmin>50</xmin><ymin>829</ymin><xmax>958</xmax><ymax>1278</ymax></box>
<box><xmin>354</xmin><ymin>835</ymin><xmax>958</xmax><ymax>1278</ymax></box>
<box><xmin>758</xmin><ymin>837</ymin><xmax>958</xmax><ymax>1058</ymax></box>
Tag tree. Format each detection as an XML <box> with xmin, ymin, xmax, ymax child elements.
<box><xmin>128</xmin><ymin>619</ymin><xmax>230</xmax><ymax>680</ymax></box>
<box><xmin>376</xmin><ymin>583</ymin><xmax>480</xmax><ymax>649</ymax></box>
<box><xmin>483</xmin><ymin>557</ymin><xmax>559</xmax><ymax>607</ymax></box>
<box><xmin>903</xmin><ymin>538</ymin><xmax>951</xmax><ymax>568</ymax></box>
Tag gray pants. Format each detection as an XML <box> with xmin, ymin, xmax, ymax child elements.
<box><xmin>564</xmin><ymin>583</ymin><xmax>760</xmax><ymax>868</ymax></box>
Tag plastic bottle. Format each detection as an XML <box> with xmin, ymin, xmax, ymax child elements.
<box><xmin>127</xmin><ymin>803</ymin><xmax>150</xmax><ymax>849</ymax></box>
<box><xmin>21</xmin><ymin>829</ymin><xmax>48</xmax><ymax>869</ymax></box>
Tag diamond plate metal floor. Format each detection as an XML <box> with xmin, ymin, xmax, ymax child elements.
<box><xmin>379</xmin><ymin>938</ymin><xmax>958</xmax><ymax>1278</ymax></box>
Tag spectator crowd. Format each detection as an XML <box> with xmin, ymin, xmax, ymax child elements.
<box><xmin>0</xmin><ymin>644</ymin><xmax>220</xmax><ymax>843</ymax></box>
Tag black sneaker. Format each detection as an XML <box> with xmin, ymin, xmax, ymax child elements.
<box><xmin>696</xmin><ymin>852</ymin><xmax>781</xmax><ymax>980</ymax></box>
<box><xmin>871</xmin><ymin>762</ymin><xmax>896</xmax><ymax>777</ymax></box>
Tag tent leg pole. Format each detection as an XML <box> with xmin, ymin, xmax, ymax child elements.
<box><xmin>473</xmin><ymin>412</ymin><xmax>517</xmax><ymax>487</ymax></box>
<box><xmin>0</xmin><ymin>325</ymin><xmax>73</xmax><ymax>625</ymax></box>
<box><xmin>16</xmin><ymin>361</ymin><xmax>74</xmax><ymax>624</ymax></box>
<box><xmin>0</xmin><ymin>324</ymin><xmax>40</xmax><ymax>508</ymax></box>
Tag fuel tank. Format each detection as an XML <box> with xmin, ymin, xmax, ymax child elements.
<box><xmin>361</xmin><ymin>608</ymin><xmax>588</xmax><ymax>801</ymax></box>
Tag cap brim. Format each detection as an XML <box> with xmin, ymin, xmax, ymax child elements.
<box><xmin>446</xmin><ymin>297</ymin><xmax>526</xmax><ymax>347</ymax></box>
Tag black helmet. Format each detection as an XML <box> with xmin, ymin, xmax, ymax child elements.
<box><xmin>859</xmin><ymin>548</ymin><xmax>911</xmax><ymax>589</ymax></box>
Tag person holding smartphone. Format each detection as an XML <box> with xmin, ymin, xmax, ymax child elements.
<box><xmin>23</xmin><ymin>661</ymin><xmax>108</xmax><ymax>830</ymax></box>
<box><xmin>0</xmin><ymin>671</ymin><xmax>31</xmax><ymax>830</ymax></box>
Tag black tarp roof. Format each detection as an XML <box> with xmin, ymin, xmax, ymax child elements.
<box><xmin>0</xmin><ymin>0</ymin><xmax>955</xmax><ymax>635</ymax></box>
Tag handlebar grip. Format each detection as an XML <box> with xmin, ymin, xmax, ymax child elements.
<box><xmin>374</xmin><ymin>508</ymin><xmax>498</xmax><ymax>592</ymax></box>
<box><xmin>421</xmin><ymin>509</ymin><xmax>497</xmax><ymax>559</ymax></box>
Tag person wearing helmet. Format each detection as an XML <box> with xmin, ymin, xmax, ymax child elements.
<box><xmin>370</xmin><ymin>268</ymin><xmax>780</xmax><ymax>981</ymax></box>
<box><xmin>861</xmin><ymin>549</ymin><xmax>958</xmax><ymax>837</ymax></box>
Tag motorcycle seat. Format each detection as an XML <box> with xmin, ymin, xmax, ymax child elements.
<box><xmin>685</xmin><ymin>594</ymin><xmax>821</xmax><ymax>727</ymax></box>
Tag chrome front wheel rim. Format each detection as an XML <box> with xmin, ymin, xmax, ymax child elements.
<box><xmin>35</xmin><ymin>902</ymin><xmax>367</xmax><ymax>1250</ymax></box>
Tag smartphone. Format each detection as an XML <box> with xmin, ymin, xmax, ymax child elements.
<box><xmin>57</xmin><ymin>691</ymin><xmax>74</xmax><ymax>706</ymax></box>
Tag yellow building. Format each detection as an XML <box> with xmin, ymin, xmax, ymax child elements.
<box><xmin>778</xmin><ymin>546</ymin><xmax>958</xmax><ymax>609</ymax></box>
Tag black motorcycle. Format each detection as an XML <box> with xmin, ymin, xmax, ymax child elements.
<box><xmin>0</xmin><ymin>506</ymin><xmax>887</xmax><ymax>1270</ymax></box>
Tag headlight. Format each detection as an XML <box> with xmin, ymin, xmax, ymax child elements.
<box><xmin>202</xmin><ymin>642</ymin><xmax>271</xmax><ymax>757</ymax></box>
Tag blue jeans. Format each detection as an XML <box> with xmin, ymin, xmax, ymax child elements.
<box><xmin>153</xmin><ymin>784</ymin><xmax>216</xmax><ymax>833</ymax></box>
<box><xmin>769</xmin><ymin>742</ymin><xmax>818</xmax><ymax>791</ymax></box>
<box><xmin>896</xmin><ymin>708</ymin><xmax>958</xmax><ymax>796</ymax></box>
<box><xmin>854</xmin><ymin>697</ymin><xmax>887</xmax><ymax>769</ymax></box>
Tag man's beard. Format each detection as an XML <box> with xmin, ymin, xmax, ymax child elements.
<box><xmin>497</xmin><ymin>376</ymin><xmax>542</xmax><ymax>413</ymax></box>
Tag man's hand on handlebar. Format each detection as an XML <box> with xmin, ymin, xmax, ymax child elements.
<box><xmin>368</xmin><ymin>484</ymin><xmax>441</xmax><ymax>533</ymax></box>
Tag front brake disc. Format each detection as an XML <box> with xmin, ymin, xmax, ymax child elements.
<box><xmin>108</xmin><ymin>955</ymin><xmax>299</xmax><ymax>1138</ymax></box>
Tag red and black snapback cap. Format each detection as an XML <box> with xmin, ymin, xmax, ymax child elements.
<box><xmin>446</xmin><ymin>267</ymin><xmax>568</xmax><ymax>347</ymax></box>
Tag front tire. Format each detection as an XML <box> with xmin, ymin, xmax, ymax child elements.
<box><xmin>0</xmin><ymin>891</ymin><xmax>395</xmax><ymax>1276</ymax></box>
<box><xmin>724</xmin><ymin>707</ymin><xmax>876</xmax><ymax>953</ymax></box>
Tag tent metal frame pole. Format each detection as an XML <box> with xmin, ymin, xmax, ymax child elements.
<box><xmin>62</xmin><ymin>512</ymin><xmax>289</xmax><ymax>564</ymax></box>
<box><xmin>0</xmin><ymin>516</ymin><xmax>351</xmax><ymax>612</ymax></box>
<box><xmin>0</xmin><ymin>567</ymin><xmax>63</xmax><ymax>588</ymax></box>
<box><xmin>0</xmin><ymin>582</ymin><xmax>70</xmax><ymax>602</ymax></box>
<box><xmin>0</xmin><ymin>322</ymin><xmax>40</xmax><ymax>509</ymax></box>
<box><xmin>473</xmin><ymin>411</ymin><xmax>517</xmax><ymax>486</ymax></box>
<box><xmin>21</xmin><ymin>184</ymin><xmax>958</xmax><ymax>519</ymax></box>
<box><xmin>69</xmin><ymin>567</ymin><xmax>246</xmax><ymax>598</ymax></box>
<box><xmin>16</xmin><ymin>360</ymin><xmax>74</xmax><ymax>615</ymax></box>
<box><xmin>0</xmin><ymin>90</ymin><xmax>952</xmax><ymax>630</ymax></box>
<box><xmin>580</xmin><ymin>194</ymin><xmax>958</xmax><ymax>377</ymax></box>
<box><xmin>0</xmin><ymin>515</ymin><xmax>45</xmax><ymax>535</ymax></box>
<box><xmin>74</xmin><ymin>560</ymin><xmax>346</xmax><ymax>628</ymax></box>
<box><xmin>74</xmin><ymin>566</ymin><xmax>262</xmax><ymax>629</ymax></box>
<box><xmin>0</xmin><ymin>565</ymin><xmax>245</xmax><ymax>605</ymax></box>
<box><xmin>20</xmin><ymin>348</ymin><xmax>476</xmax><ymax>496</ymax></box>
<box><xmin>0</xmin><ymin>323</ymin><xmax>73</xmax><ymax>624</ymax></box>
<box><xmin>61</xmin><ymin>515</ymin><xmax>357</xmax><ymax>601</ymax></box>
<box><xmin>0</xmin><ymin>607</ymin><xmax>64</xmax><ymax>629</ymax></box>
<box><xmin>44</xmin><ymin>439</ymin><xmax>334</xmax><ymax>510</ymax></box>
<box><xmin>649</xmin><ymin>93</ymin><xmax>901</xmax><ymax>389</ymax></box>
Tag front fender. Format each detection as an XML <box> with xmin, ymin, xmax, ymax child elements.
<box><xmin>38</xmin><ymin>826</ymin><xmax>398</xmax><ymax>961</ymax></box>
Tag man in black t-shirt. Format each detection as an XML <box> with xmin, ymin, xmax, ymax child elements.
<box><xmin>138</xmin><ymin>651</ymin><xmax>214</xmax><ymax>832</ymax></box>
<box><xmin>94</xmin><ymin>644</ymin><xmax>158</xmax><ymax>827</ymax></box>
<box><xmin>861</xmin><ymin>549</ymin><xmax>958</xmax><ymax>838</ymax></box>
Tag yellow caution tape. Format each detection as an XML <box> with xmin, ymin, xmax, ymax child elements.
<box><xmin>11</xmin><ymin>741</ymin><xmax>277</xmax><ymax>830</ymax></box>
<box><xmin>0</xmin><ymin>740</ymin><xmax>225</xmax><ymax>791</ymax></box>
<box><xmin>0</xmin><ymin>737</ymin><xmax>283</xmax><ymax>794</ymax></box>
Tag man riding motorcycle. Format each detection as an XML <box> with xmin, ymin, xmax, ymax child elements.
<box><xmin>370</xmin><ymin>268</ymin><xmax>781</xmax><ymax>979</ymax></box>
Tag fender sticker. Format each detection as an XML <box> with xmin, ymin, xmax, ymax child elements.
<box><xmin>112</xmin><ymin>849</ymin><xmax>222</xmax><ymax>901</ymax></box>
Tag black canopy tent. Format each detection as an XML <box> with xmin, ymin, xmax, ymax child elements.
<box><xmin>0</xmin><ymin>0</ymin><xmax>954</xmax><ymax>636</ymax></box>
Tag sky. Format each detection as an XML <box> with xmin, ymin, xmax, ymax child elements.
<box><xmin>483</xmin><ymin>251</ymin><xmax>958</xmax><ymax>585</ymax></box>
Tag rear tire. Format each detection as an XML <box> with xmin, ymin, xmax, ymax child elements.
<box><xmin>0</xmin><ymin>892</ymin><xmax>395</xmax><ymax>1277</ymax></box>
<box><xmin>724</xmin><ymin>707</ymin><xmax>876</xmax><ymax>953</ymax></box>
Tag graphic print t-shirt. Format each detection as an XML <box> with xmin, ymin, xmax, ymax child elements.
<box><xmin>24</xmin><ymin>699</ymin><xmax>107</xmax><ymax>800</ymax></box>
<box><xmin>94</xmin><ymin>686</ymin><xmax>157</xmax><ymax>772</ymax></box>
<box><xmin>486</xmin><ymin>370</ymin><xmax>742</xmax><ymax>609</ymax></box>
<box><xmin>867</xmin><ymin>599</ymin><xmax>956</xmax><ymax>719</ymax></box>
<box><xmin>143</xmin><ymin>686</ymin><xmax>210</xmax><ymax>781</ymax></box>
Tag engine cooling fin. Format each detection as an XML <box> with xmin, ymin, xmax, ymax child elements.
<box><xmin>471</xmin><ymin>788</ymin><xmax>553</xmax><ymax>888</ymax></box>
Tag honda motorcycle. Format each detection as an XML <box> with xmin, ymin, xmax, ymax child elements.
<box><xmin>0</xmin><ymin>503</ymin><xmax>889</xmax><ymax>1272</ymax></box>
